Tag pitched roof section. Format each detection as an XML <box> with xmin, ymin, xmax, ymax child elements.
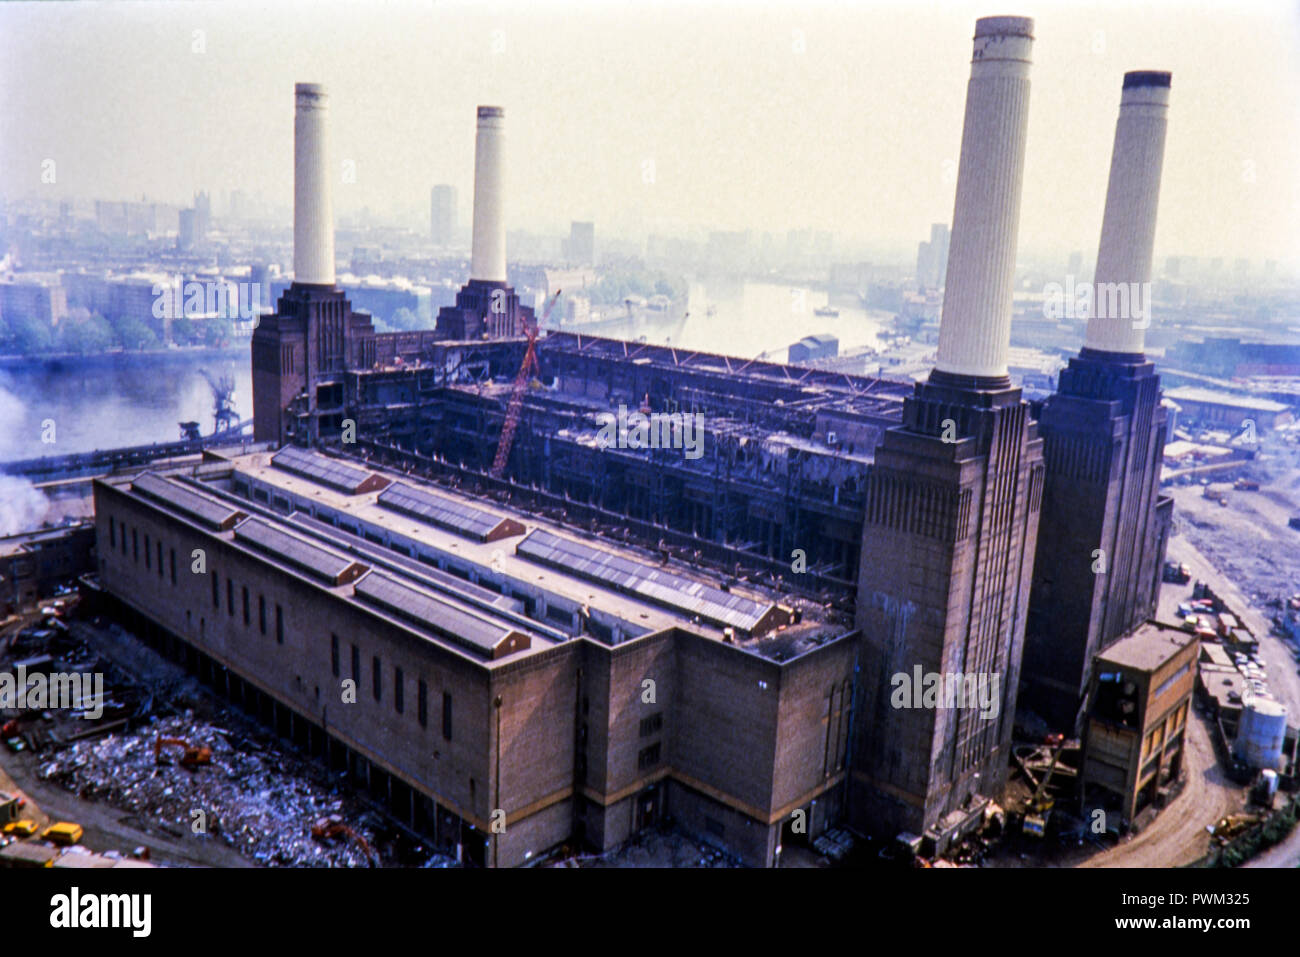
<box><xmin>271</xmin><ymin>446</ymin><xmax>390</xmax><ymax>495</ymax></box>
<box><xmin>377</xmin><ymin>482</ymin><xmax>525</xmax><ymax>543</ymax></box>
<box><xmin>353</xmin><ymin>571</ymin><xmax>531</xmax><ymax>660</ymax></box>
<box><xmin>516</xmin><ymin>528</ymin><xmax>789</xmax><ymax>636</ymax></box>
<box><xmin>234</xmin><ymin>517</ymin><xmax>370</xmax><ymax>586</ymax></box>
<box><xmin>131</xmin><ymin>472</ymin><xmax>247</xmax><ymax>531</ymax></box>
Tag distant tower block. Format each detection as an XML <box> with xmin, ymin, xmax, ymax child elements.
<box><xmin>934</xmin><ymin>16</ymin><xmax>1034</xmax><ymax>384</ymax></box>
<box><xmin>293</xmin><ymin>83</ymin><xmax>335</xmax><ymax>286</ymax></box>
<box><xmin>471</xmin><ymin>106</ymin><xmax>507</xmax><ymax>284</ymax></box>
<box><xmin>1084</xmin><ymin>71</ymin><xmax>1171</xmax><ymax>357</ymax></box>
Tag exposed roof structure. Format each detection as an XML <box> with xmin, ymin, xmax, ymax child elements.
<box><xmin>377</xmin><ymin>482</ymin><xmax>524</xmax><ymax>543</ymax></box>
<box><xmin>516</xmin><ymin>528</ymin><xmax>784</xmax><ymax>635</ymax></box>
<box><xmin>233</xmin><ymin>517</ymin><xmax>369</xmax><ymax>586</ymax></box>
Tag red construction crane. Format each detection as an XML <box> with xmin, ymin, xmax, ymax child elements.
<box><xmin>490</xmin><ymin>290</ymin><xmax>561</xmax><ymax>478</ymax></box>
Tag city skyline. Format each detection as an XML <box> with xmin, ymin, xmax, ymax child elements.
<box><xmin>1</xmin><ymin>0</ymin><xmax>1297</xmax><ymax>268</ymax></box>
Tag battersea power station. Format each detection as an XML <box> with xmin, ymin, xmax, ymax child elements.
<box><xmin>92</xmin><ymin>19</ymin><xmax>1185</xmax><ymax>866</ymax></box>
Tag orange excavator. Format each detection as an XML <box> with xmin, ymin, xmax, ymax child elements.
<box><xmin>311</xmin><ymin>815</ymin><xmax>376</xmax><ymax>865</ymax></box>
<box><xmin>153</xmin><ymin>736</ymin><xmax>212</xmax><ymax>768</ymax></box>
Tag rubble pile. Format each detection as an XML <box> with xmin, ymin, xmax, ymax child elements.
<box><xmin>37</xmin><ymin>713</ymin><xmax>385</xmax><ymax>867</ymax></box>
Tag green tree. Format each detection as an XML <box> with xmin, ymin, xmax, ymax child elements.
<box><xmin>170</xmin><ymin>316</ymin><xmax>196</xmax><ymax>345</ymax></box>
<box><xmin>57</xmin><ymin>314</ymin><xmax>114</xmax><ymax>354</ymax></box>
<box><xmin>11</xmin><ymin>315</ymin><xmax>54</xmax><ymax>353</ymax></box>
<box><xmin>200</xmin><ymin>316</ymin><xmax>233</xmax><ymax>347</ymax></box>
<box><xmin>114</xmin><ymin>315</ymin><xmax>159</xmax><ymax>351</ymax></box>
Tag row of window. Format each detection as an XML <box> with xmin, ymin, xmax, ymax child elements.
<box><xmin>330</xmin><ymin>633</ymin><xmax>452</xmax><ymax>740</ymax></box>
<box><xmin>209</xmin><ymin>569</ymin><xmax>283</xmax><ymax>644</ymax></box>
<box><xmin>111</xmin><ymin>518</ymin><xmax>177</xmax><ymax>586</ymax></box>
<box><xmin>110</xmin><ymin>516</ymin><xmax>283</xmax><ymax>647</ymax></box>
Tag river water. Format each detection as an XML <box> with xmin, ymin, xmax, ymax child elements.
<box><xmin>0</xmin><ymin>351</ymin><xmax>253</xmax><ymax>461</ymax></box>
<box><xmin>0</xmin><ymin>282</ymin><xmax>892</xmax><ymax>460</ymax></box>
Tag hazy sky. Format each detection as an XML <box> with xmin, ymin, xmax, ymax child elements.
<box><xmin>3</xmin><ymin>0</ymin><xmax>1298</xmax><ymax>265</ymax></box>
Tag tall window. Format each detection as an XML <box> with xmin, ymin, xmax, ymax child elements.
<box><xmin>418</xmin><ymin>680</ymin><xmax>428</xmax><ymax>728</ymax></box>
<box><xmin>394</xmin><ymin>667</ymin><xmax>404</xmax><ymax>714</ymax></box>
<box><xmin>258</xmin><ymin>595</ymin><xmax>266</xmax><ymax>635</ymax></box>
<box><xmin>109</xmin><ymin>519</ymin><xmax>116</xmax><ymax>549</ymax></box>
<box><xmin>157</xmin><ymin>541</ymin><xmax>163</xmax><ymax>578</ymax></box>
<box><xmin>242</xmin><ymin>586</ymin><xmax>250</xmax><ymax>626</ymax></box>
<box><xmin>275</xmin><ymin>604</ymin><xmax>283</xmax><ymax>644</ymax></box>
<box><xmin>212</xmin><ymin>572</ymin><xmax>219</xmax><ymax>609</ymax></box>
<box><xmin>372</xmin><ymin>656</ymin><xmax>382</xmax><ymax>701</ymax></box>
<box><xmin>442</xmin><ymin>692</ymin><xmax>453</xmax><ymax>741</ymax></box>
<box><xmin>351</xmin><ymin>644</ymin><xmax>360</xmax><ymax>684</ymax></box>
<box><xmin>169</xmin><ymin>548</ymin><xmax>176</xmax><ymax>585</ymax></box>
<box><xmin>227</xmin><ymin>579</ymin><xmax>234</xmax><ymax>616</ymax></box>
<box><xmin>331</xmin><ymin>634</ymin><xmax>340</xmax><ymax>677</ymax></box>
<box><xmin>144</xmin><ymin>534</ymin><xmax>151</xmax><ymax>570</ymax></box>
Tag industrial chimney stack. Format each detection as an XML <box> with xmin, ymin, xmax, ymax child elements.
<box><xmin>934</xmin><ymin>16</ymin><xmax>1034</xmax><ymax>385</ymax></box>
<box><xmin>293</xmin><ymin>83</ymin><xmax>335</xmax><ymax>287</ymax></box>
<box><xmin>1021</xmin><ymin>70</ymin><xmax>1176</xmax><ymax>733</ymax></box>
<box><xmin>1083</xmin><ymin>71</ymin><xmax>1171</xmax><ymax>356</ymax></box>
<box><xmin>852</xmin><ymin>16</ymin><xmax>1044</xmax><ymax>847</ymax></box>
<box><xmin>471</xmin><ymin>106</ymin><xmax>507</xmax><ymax>284</ymax></box>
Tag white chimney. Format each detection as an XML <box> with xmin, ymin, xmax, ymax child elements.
<box><xmin>471</xmin><ymin>106</ymin><xmax>507</xmax><ymax>283</ymax></box>
<box><xmin>293</xmin><ymin>83</ymin><xmax>335</xmax><ymax>286</ymax></box>
<box><xmin>934</xmin><ymin>16</ymin><xmax>1035</xmax><ymax>382</ymax></box>
<box><xmin>1084</xmin><ymin>71</ymin><xmax>1171</xmax><ymax>356</ymax></box>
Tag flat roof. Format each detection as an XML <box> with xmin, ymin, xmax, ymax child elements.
<box><xmin>1098</xmin><ymin>621</ymin><xmax>1197</xmax><ymax>673</ymax></box>
<box><xmin>1164</xmin><ymin>386</ymin><xmax>1291</xmax><ymax>414</ymax></box>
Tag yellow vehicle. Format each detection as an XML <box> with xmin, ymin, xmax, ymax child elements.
<box><xmin>3</xmin><ymin>819</ymin><xmax>39</xmax><ymax>838</ymax></box>
<box><xmin>41</xmin><ymin>822</ymin><xmax>84</xmax><ymax>846</ymax></box>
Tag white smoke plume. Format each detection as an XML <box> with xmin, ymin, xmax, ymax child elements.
<box><xmin>0</xmin><ymin>381</ymin><xmax>50</xmax><ymax>536</ymax></box>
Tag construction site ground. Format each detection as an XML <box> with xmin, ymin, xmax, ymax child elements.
<box><xmin>1</xmin><ymin>609</ymin><xmax>455</xmax><ymax>868</ymax></box>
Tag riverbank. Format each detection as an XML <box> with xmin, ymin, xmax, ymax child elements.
<box><xmin>0</xmin><ymin>345</ymin><xmax>248</xmax><ymax>373</ymax></box>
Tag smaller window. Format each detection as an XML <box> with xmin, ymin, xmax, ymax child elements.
<box><xmin>119</xmin><ymin>521</ymin><xmax>127</xmax><ymax>554</ymax></box>
<box><xmin>639</xmin><ymin>713</ymin><xmax>663</xmax><ymax>737</ymax></box>
<box><xmin>259</xmin><ymin>595</ymin><xmax>266</xmax><ymax>635</ymax></box>
<box><xmin>157</xmin><ymin>540</ymin><xmax>163</xmax><ymax>578</ymax></box>
<box><xmin>109</xmin><ymin>519</ymin><xmax>116</xmax><ymax>549</ymax></box>
<box><xmin>373</xmin><ymin>656</ymin><xmax>382</xmax><ymax>701</ymax></box>
<box><xmin>212</xmin><ymin>571</ymin><xmax>219</xmax><ymax>609</ymax></box>
<box><xmin>144</xmin><ymin>534</ymin><xmax>151</xmax><ymax>570</ymax></box>
<box><xmin>132</xmin><ymin>528</ymin><xmax>138</xmax><ymax>562</ymax></box>
<box><xmin>242</xmin><ymin>586</ymin><xmax>250</xmax><ymax>626</ymax></box>
<box><xmin>637</xmin><ymin>743</ymin><xmax>661</xmax><ymax>770</ymax></box>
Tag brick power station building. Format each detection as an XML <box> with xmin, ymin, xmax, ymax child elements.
<box><xmin>94</xmin><ymin>23</ymin><xmax>1188</xmax><ymax>864</ymax></box>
